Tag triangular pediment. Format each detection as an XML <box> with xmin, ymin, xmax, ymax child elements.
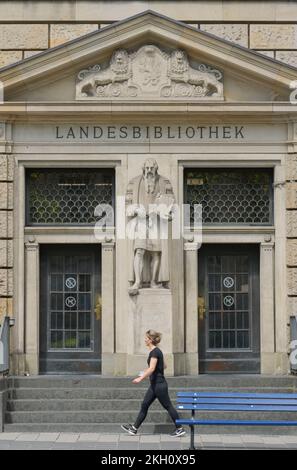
<box><xmin>0</xmin><ymin>10</ymin><xmax>297</xmax><ymax>103</ymax></box>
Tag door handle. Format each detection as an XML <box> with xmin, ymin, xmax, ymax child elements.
<box><xmin>198</xmin><ymin>296</ymin><xmax>206</xmax><ymax>320</ymax></box>
<box><xmin>94</xmin><ymin>295</ymin><xmax>102</xmax><ymax>320</ymax></box>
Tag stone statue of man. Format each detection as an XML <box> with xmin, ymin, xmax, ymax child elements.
<box><xmin>126</xmin><ymin>158</ymin><xmax>175</xmax><ymax>296</ymax></box>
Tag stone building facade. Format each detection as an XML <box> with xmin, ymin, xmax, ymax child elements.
<box><xmin>2</xmin><ymin>1</ymin><xmax>297</xmax><ymax>68</ymax></box>
<box><xmin>0</xmin><ymin>2</ymin><xmax>297</xmax><ymax>376</ymax></box>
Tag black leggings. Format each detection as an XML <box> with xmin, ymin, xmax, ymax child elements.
<box><xmin>134</xmin><ymin>380</ymin><xmax>180</xmax><ymax>429</ymax></box>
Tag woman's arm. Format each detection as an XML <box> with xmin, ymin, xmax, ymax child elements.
<box><xmin>132</xmin><ymin>358</ymin><xmax>157</xmax><ymax>384</ymax></box>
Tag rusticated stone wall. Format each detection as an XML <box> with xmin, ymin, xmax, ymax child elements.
<box><xmin>287</xmin><ymin>154</ymin><xmax>297</xmax><ymax>319</ymax></box>
<box><xmin>1</xmin><ymin>1</ymin><xmax>297</xmax><ymax>67</ymax></box>
<box><xmin>0</xmin><ymin>1</ymin><xmax>296</xmax><ymax>367</ymax></box>
<box><xmin>0</xmin><ymin>154</ymin><xmax>13</xmax><ymax>325</ymax></box>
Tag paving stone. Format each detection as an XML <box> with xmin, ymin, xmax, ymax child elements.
<box><xmin>36</xmin><ymin>433</ymin><xmax>60</xmax><ymax>442</ymax></box>
<box><xmin>51</xmin><ymin>443</ymin><xmax>77</xmax><ymax>450</ymax></box>
<box><xmin>201</xmin><ymin>434</ymin><xmax>223</xmax><ymax>442</ymax></box>
<box><xmin>118</xmin><ymin>443</ymin><xmax>139</xmax><ymax>450</ymax></box>
<box><xmin>160</xmin><ymin>442</ymin><xmax>183</xmax><ymax>450</ymax></box>
<box><xmin>56</xmin><ymin>433</ymin><xmax>79</xmax><ymax>443</ymax></box>
<box><xmin>0</xmin><ymin>443</ymin><xmax>11</xmax><ymax>449</ymax></box>
<box><xmin>92</xmin><ymin>444</ymin><xmax>118</xmax><ymax>450</ymax></box>
<box><xmin>222</xmin><ymin>436</ymin><xmax>243</xmax><ymax>443</ymax></box>
<box><xmin>140</xmin><ymin>435</ymin><xmax>160</xmax><ymax>442</ymax></box>
<box><xmin>97</xmin><ymin>444</ymin><xmax>118</xmax><ymax>450</ymax></box>
<box><xmin>240</xmin><ymin>434</ymin><xmax>265</xmax><ymax>443</ymax></box>
<box><xmin>25</xmin><ymin>442</ymin><xmax>54</xmax><ymax>449</ymax></box>
<box><xmin>68</xmin><ymin>442</ymin><xmax>101</xmax><ymax>450</ymax></box>
<box><xmin>78</xmin><ymin>433</ymin><xmax>101</xmax><ymax>442</ymax></box>
<box><xmin>8</xmin><ymin>442</ymin><xmax>34</xmax><ymax>450</ymax></box>
<box><xmin>285</xmin><ymin>444</ymin><xmax>297</xmax><ymax>449</ymax></box>
<box><xmin>281</xmin><ymin>436</ymin><xmax>297</xmax><ymax>443</ymax></box>
<box><xmin>263</xmin><ymin>437</ymin><xmax>285</xmax><ymax>444</ymax></box>
<box><xmin>139</xmin><ymin>443</ymin><xmax>160</xmax><ymax>450</ymax></box>
<box><xmin>99</xmin><ymin>434</ymin><xmax>119</xmax><ymax>442</ymax></box>
<box><xmin>15</xmin><ymin>433</ymin><xmax>39</xmax><ymax>441</ymax></box>
<box><xmin>160</xmin><ymin>434</ymin><xmax>186</xmax><ymax>442</ymax></box>
<box><xmin>0</xmin><ymin>433</ymin><xmax>20</xmax><ymax>440</ymax></box>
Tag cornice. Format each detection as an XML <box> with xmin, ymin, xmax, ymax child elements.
<box><xmin>0</xmin><ymin>101</ymin><xmax>297</xmax><ymax>120</ymax></box>
<box><xmin>0</xmin><ymin>11</ymin><xmax>296</xmax><ymax>94</ymax></box>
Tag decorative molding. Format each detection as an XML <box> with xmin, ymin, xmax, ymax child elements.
<box><xmin>184</xmin><ymin>241</ymin><xmax>200</xmax><ymax>251</ymax></box>
<box><xmin>24</xmin><ymin>240</ymin><xmax>39</xmax><ymax>252</ymax></box>
<box><xmin>288</xmin><ymin>122</ymin><xmax>297</xmax><ymax>154</ymax></box>
<box><xmin>76</xmin><ymin>45</ymin><xmax>223</xmax><ymax>100</ymax></box>
<box><xmin>0</xmin><ymin>123</ymin><xmax>5</xmax><ymax>140</ymax></box>
<box><xmin>102</xmin><ymin>241</ymin><xmax>115</xmax><ymax>251</ymax></box>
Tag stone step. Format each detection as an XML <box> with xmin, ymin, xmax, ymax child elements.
<box><xmin>8</xmin><ymin>375</ymin><xmax>297</xmax><ymax>389</ymax></box>
<box><xmin>9</xmin><ymin>386</ymin><xmax>297</xmax><ymax>400</ymax></box>
<box><xmin>4</xmin><ymin>422</ymin><xmax>297</xmax><ymax>435</ymax></box>
<box><xmin>7</xmin><ymin>393</ymin><xmax>297</xmax><ymax>411</ymax></box>
<box><xmin>6</xmin><ymin>409</ymin><xmax>297</xmax><ymax>424</ymax></box>
<box><xmin>7</xmin><ymin>399</ymin><xmax>169</xmax><ymax>411</ymax></box>
<box><xmin>5</xmin><ymin>375</ymin><xmax>297</xmax><ymax>435</ymax></box>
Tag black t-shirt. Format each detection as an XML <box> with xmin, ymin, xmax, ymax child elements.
<box><xmin>147</xmin><ymin>347</ymin><xmax>165</xmax><ymax>383</ymax></box>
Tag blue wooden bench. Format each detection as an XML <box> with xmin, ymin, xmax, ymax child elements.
<box><xmin>175</xmin><ymin>391</ymin><xmax>297</xmax><ymax>450</ymax></box>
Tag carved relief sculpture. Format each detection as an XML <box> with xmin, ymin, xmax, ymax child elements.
<box><xmin>76</xmin><ymin>45</ymin><xmax>223</xmax><ymax>99</ymax></box>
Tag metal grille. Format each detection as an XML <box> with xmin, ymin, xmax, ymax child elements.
<box><xmin>185</xmin><ymin>169</ymin><xmax>273</xmax><ymax>225</ymax></box>
<box><xmin>26</xmin><ymin>169</ymin><xmax>114</xmax><ymax>225</ymax></box>
<box><xmin>49</xmin><ymin>254</ymin><xmax>93</xmax><ymax>350</ymax></box>
<box><xmin>207</xmin><ymin>254</ymin><xmax>250</xmax><ymax>349</ymax></box>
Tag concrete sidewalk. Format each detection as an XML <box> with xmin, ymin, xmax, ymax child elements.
<box><xmin>0</xmin><ymin>432</ymin><xmax>297</xmax><ymax>450</ymax></box>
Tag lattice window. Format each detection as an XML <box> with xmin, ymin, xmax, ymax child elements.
<box><xmin>184</xmin><ymin>169</ymin><xmax>273</xmax><ymax>225</ymax></box>
<box><xmin>207</xmin><ymin>254</ymin><xmax>250</xmax><ymax>350</ymax></box>
<box><xmin>49</xmin><ymin>254</ymin><xmax>93</xmax><ymax>350</ymax></box>
<box><xmin>26</xmin><ymin>169</ymin><xmax>114</xmax><ymax>225</ymax></box>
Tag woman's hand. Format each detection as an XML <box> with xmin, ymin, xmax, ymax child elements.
<box><xmin>132</xmin><ymin>377</ymin><xmax>142</xmax><ymax>384</ymax></box>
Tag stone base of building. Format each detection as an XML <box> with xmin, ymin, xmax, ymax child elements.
<box><xmin>261</xmin><ymin>352</ymin><xmax>289</xmax><ymax>375</ymax></box>
<box><xmin>102</xmin><ymin>352</ymin><xmax>190</xmax><ymax>376</ymax></box>
<box><xmin>11</xmin><ymin>351</ymin><xmax>291</xmax><ymax>376</ymax></box>
<box><xmin>128</xmin><ymin>288</ymin><xmax>173</xmax><ymax>356</ymax></box>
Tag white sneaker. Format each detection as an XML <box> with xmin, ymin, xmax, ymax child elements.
<box><xmin>121</xmin><ymin>424</ymin><xmax>137</xmax><ymax>435</ymax></box>
<box><xmin>170</xmin><ymin>427</ymin><xmax>186</xmax><ymax>437</ymax></box>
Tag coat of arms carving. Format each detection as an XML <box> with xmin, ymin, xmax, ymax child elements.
<box><xmin>76</xmin><ymin>45</ymin><xmax>223</xmax><ymax>100</ymax></box>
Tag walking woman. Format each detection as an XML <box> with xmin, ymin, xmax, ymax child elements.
<box><xmin>121</xmin><ymin>330</ymin><xmax>186</xmax><ymax>437</ymax></box>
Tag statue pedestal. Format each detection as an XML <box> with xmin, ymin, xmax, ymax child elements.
<box><xmin>127</xmin><ymin>288</ymin><xmax>174</xmax><ymax>375</ymax></box>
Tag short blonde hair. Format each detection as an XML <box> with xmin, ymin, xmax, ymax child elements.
<box><xmin>146</xmin><ymin>329</ymin><xmax>162</xmax><ymax>346</ymax></box>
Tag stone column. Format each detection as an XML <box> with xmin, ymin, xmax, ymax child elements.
<box><xmin>101</xmin><ymin>240</ymin><xmax>115</xmax><ymax>375</ymax></box>
<box><xmin>260</xmin><ymin>242</ymin><xmax>275</xmax><ymax>374</ymax></box>
<box><xmin>274</xmin><ymin>164</ymin><xmax>289</xmax><ymax>373</ymax></box>
<box><xmin>14</xmin><ymin>164</ymin><xmax>25</xmax><ymax>374</ymax></box>
<box><xmin>184</xmin><ymin>241</ymin><xmax>199</xmax><ymax>375</ymax></box>
<box><xmin>24</xmin><ymin>239</ymin><xmax>39</xmax><ymax>375</ymax></box>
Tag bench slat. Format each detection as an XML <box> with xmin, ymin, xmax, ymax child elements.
<box><xmin>177</xmin><ymin>404</ymin><xmax>297</xmax><ymax>411</ymax></box>
<box><xmin>177</xmin><ymin>392</ymin><xmax>297</xmax><ymax>399</ymax></box>
<box><xmin>176</xmin><ymin>419</ymin><xmax>297</xmax><ymax>426</ymax></box>
<box><xmin>176</xmin><ymin>391</ymin><xmax>297</xmax><ymax>450</ymax></box>
<box><xmin>177</xmin><ymin>398</ymin><xmax>297</xmax><ymax>405</ymax></box>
